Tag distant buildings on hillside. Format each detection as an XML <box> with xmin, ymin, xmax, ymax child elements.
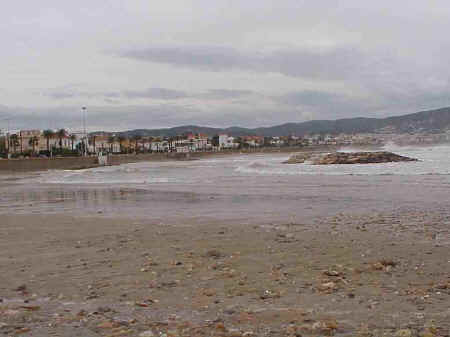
<box><xmin>1</xmin><ymin>127</ymin><xmax>450</xmax><ymax>158</ymax></box>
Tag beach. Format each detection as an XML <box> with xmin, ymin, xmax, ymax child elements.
<box><xmin>1</xmin><ymin>147</ymin><xmax>449</xmax><ymax>336</ymax></box>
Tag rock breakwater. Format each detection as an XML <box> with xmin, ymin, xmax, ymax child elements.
<box><xmin>284</xmin><ymin>151</ymin><xmax>418</xmax><ymax>165</ymax></box>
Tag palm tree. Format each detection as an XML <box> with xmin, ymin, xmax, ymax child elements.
<box><xmin>147</xmin><ymin>136</ymin><xmax>154</xmax><ymax>153</ymax></box>
<box><xmin>140</xmin><ymin>137</ymin><xmax>148</xmax><ymax>152</ymax></box>
<box><xmin>89</xmin><ymin>135</ymin><xmax>97</xmax><ymax>154</ymax></box>
<box><xmin>57</xmin><ymin>129</ymin><xmax>66</xmax><ymax>154</ymax></box>
<box><xmin>28</xmin><ymin>136</ymin><xmax>39</xmax><ymax>154</ymax></box>
<box><xmin>70</xmin><ymin>134</ymin><xmax>77</xmax><ymax>152</ymax></box>
<box><xmin>107</xmin><ymin>136</ymin><xmax>115</xmax><ymax>153</ymax></box>
<box><xmin>132</xmin><ymin>135</ymin><xmax>141</xmax><ymax>153</ymax></box>
<box><xmin>20</xmin><ymin>133</ymin><xmax>23</xmax><ymax>154</ymax></box>
<box><xmin>117</xmin><ymin>135</ymin><xmax>126</xmax><ymax>153</ymax></box>
<box><xmin>168</xmin><ymin>136</ymin><xmax>175</xmax><ymax>152</ymax></box>
<box><xmin>153</xmin><ymin>137</ymin><xmax>161</xmax><ymax>152</ymax></box>
<box><xmin>234</xmin><ymin>136</ymin><xmax>243</xmax><ymax>149</ymax></box>
<box><xmin>43</xmin><ymin>129</ymin><xmax>54</xmax><ymax>153</ymax></box>
<box><xmin>9</xmin><ymin>134</ymin><xmax>19</xmax><ymax>154</ymax></box>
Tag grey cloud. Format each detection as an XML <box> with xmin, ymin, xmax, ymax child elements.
<box><xmin>104</xmin><ymin>92</ymin><xmax>121</xmax><ymax>98</ymax></box>
<box><xmin>197</xmin><ymin>89</ymin><xmax>254</xmax><ymax>99</ymax></box>
<box><xmin>119</xmin><ymin>45</ymin><xmax>366</xmax><ymax>80</ymax></box>
<box><xmin>104</xmin><ymin>98</ymin><xmax>121</xmax><ymax>104</ymax></box>
<box><xmin>278</xmin><ymin>90</ymin><xmax>342</xmax><ymax>107</ymax></box>
<box><xmin>0</xmin><ymin>102</ymin><xmax>300</xmax><ymax>131</ymax></box>
<box><xmin>120</xmin><ymin>46</ymin><xmax>248</xmax><ymax>72</ymax></box>
<box><xmin>43</xmin><ymin>90</ymin><xmax>97</xmax><ymax>100</ymax></box>
<box><xmin>41</xmin><ymin>87</ymin><xmax>256</xmax><ymax>102</ymax></box>
<box><xmin>274</xmin><ymin>90</ymin><xmax>375</xmax><ymax>120</ymax></box>
<box><xmin>45</xmin><ymin>92</ymin><xmax>77</xmax><ymax>100</ymax></box>
<box><xmin>122</xmin><ymin>88</ymin><xmax>188</xmax><ymax>100</ymax></box>
<box><xmin>3</xmin><ymin>88</ymin><xmax>450</xmax><ymax>132</ymax></box>
<box><xmin>43</xmin><ymin>88</ymin><xmax>188</xmax><ymax>101</ymax></box>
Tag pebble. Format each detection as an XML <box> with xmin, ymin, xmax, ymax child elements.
<box><xmin>139</xmin><ymin>331</ymin><xmax>155</xmax><ymax>337</ymax></box>
<box><xmin>395</xmin><ymin>329</ymin><xmax>413</xmax><ymax>337</ymax></box>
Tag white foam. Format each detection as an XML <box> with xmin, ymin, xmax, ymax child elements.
<box><xmin>23</xmin><ymin>145</ymin><xmax>450</xmax><ymax>185</ymax></box>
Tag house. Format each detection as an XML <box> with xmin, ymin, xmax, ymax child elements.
<box><xmin>89</xmin><ymin>134</ymin><xmax>121</xmax><ymax>153</ymax></box>
<box><xmin>151</xmin><ymin>140</ymin><xmax>169</xmax><ymax>152</ymax></box>
<box><xmin>20</xmin><ymin>130</ymin><xmax>42</xmax><ymax>153</ymax></box>
<box><xmin>242</xmin><ymin>136</ymin><xmax>263</xmax><ymax>147</ymax></box>
<box><xmin>270</xmin><ymin>136</ymin><xmax>285</xmax><ymax>146</ymax></box>
<box><xmin>191</xmin><ymin>134</ymin><xmax>210</xmax><ymax>151</ymax></box>
<box><xmin>218</xmin><ymin>134</ymin><xmax>238</xmax><ymax>149</ymax></box>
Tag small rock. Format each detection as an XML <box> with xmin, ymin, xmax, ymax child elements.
<box><xmin>14</xmin><ymin>327</ymin><xmax>31</xmax><ymax>334</ymax></box>
<box><xmin>3</xmin><ymin>309</ymin><xmax>20</xmax><ymax>316</ymax></box>
<box><xmin>97</xmin><ymin>306</ymin><xmax>112</xmax><ymax>313</ymax></box>
<box><xmin>139</xmin><ymin>331</ymin><xmax>155</xmax><ymax>337</ymax></box>
<box><xmin>323</xmin><ymin>270</ymin><xmax>341</xmax><ymax>277</ymax></box>
<box><xmin>319</xmin><ymin>281</ymin><xmax>337</xmax><ymax>292</ymax></box>
<box><xmin>203</xmin><ymin>288</ymin><xmax>216</xmax><ymax>297</ymax></box>
<box><xmin>97</xmin><ymin>321</ymin><xmax>115</xmax><ymax>329</ymax></box>
<box><xmin>395</xmin><ymin>329</ymin><xmax>413</xmax><ymax>337</ymax></box>
<box><xmin>20</xmin><ymin>305</ymin><xmax>40</xmax><ymax>311</ymax></box>
<box><xmin>205</xmin><ymin>250</ymin><xmax>223</xmax><ymax>259</ymax></box>
<box><xmin>135</xmin><ymin>302</ymin><xmax>149</xmax><ymax>307</ymax></box>
<box><xmin>15</xmin><ymin>284</ymin><xmax>27</xmax><ymax>292</ymax></box>
<box><xmin>224</xmin><ymin>307</ymin><xmax>236</xmax><ymax>315</ymax></box>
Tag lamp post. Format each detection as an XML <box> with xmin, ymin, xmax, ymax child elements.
<box><xmin>82</xmin><ymin>107</ymin><xmax>87</xmax><ymax>156</ymax></box>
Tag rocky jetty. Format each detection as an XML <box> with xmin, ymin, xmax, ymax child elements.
<box><xmin>283</xmin><ymin>152</ymin><xmax>315</xmax><ymax>164</ymax></box>
<box><xmin>284</xmin><ymin>151</ymin><xmax>418</xmax><ymax>165</ymax></box>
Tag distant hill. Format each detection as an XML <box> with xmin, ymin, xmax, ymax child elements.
<box><xmin>117</xmin><ymin>106</ymin><xmax>450</xmax><ymax>138</ymax></box>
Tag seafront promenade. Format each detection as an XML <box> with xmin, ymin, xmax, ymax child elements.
<box><xmin>0</xmin><ymin>146</ymin><xmax>325</xmax><ymax>173</ymax></box>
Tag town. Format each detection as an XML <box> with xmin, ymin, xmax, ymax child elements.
<box><xmin>0</xmin><ymin>128</ymin><xmax>376</xmax><ymax>158</ymax></box>
<box><xmin>1</xmin><ymin>127</ymin><xmax>450</xmax><ymax>158</ymax></box>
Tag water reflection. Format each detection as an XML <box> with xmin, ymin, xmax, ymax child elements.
<box><xmin>0</xmin><ymin>185</ymin><xmax>229</xmax><ymax>221</ymax></box>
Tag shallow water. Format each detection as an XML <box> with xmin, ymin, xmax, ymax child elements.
<box><xmin>1</xmin><ymin>144</ymin><xmax>450</xmax><ymax>224</ymax></box>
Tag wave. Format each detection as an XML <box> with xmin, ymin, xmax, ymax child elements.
<box><xmin>39</xmin><ymin>177</ymin><xmax>172</xmax><ymax>184</ymax></box>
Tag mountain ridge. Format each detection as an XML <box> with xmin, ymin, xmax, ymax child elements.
<box><xmin>117</xmin><ymin>106</ymin><xmax>450</xmax><ymax>138</ymax></box>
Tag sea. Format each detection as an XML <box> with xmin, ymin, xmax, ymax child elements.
<box><xmin>1</xmin><ymin>144</ymin><xmax>450</xmax><ymax>224</ymax></box>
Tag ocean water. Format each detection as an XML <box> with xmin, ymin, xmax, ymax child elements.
<box><xmin>26</xmin><ymin>144</ymin><xmax>450</xmax><ymax>185</ymax></box>
<box><xmin>2</xmin><ymin>144</ymin><xmax>450</xmax><ymax>223</ymax></box>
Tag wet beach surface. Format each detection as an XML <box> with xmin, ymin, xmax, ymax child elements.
<box><xmin>0</xmin><ymin>150</ymin><xmax>449</xmax><ymax>336</ymax></box>
<box><xmin>2</xmin><ymin>173</ymin><xmax>450</xmax><ymax>224</ymax></box>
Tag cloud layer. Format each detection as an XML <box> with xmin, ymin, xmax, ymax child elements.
<box><xmin>2</xmin><ymin>0</ymin><xmax>450</xmax><ymax>130</ymax></box>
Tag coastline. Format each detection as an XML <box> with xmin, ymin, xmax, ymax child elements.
<box><xmin>0</xmin><ymin>145</ymin><xmax>338</xmax><ymax>173</ymax></box>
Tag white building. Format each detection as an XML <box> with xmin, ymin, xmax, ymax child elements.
<box><xmin>151</xmin><ymin>141</ymin><xmax>169</xmax><ymax>152</ymax></box>
<box><xmin>219</xmin><ymin>134</ymin><xmax>238</xmax><ymax>149</ymax></box>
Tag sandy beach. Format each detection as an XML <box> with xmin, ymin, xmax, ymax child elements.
<box><xmin>1</xmin><ymin>210</ymin><xmax>449</xmax><ymax>337</ymax></box>
<box><xmin>1</xmin><ymin>150</ymin><xmax>449</xmax><ymax>336</ymax></box>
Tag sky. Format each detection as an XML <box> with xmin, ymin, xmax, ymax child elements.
<box><xmin>1</xmin><ymin>0</ymin><xmax>450</xmax><ymax>132</ymax></box>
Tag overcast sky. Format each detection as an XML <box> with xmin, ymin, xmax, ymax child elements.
<box><xmin>2</xmin><ymin>0</ymin><xmax>450</xmax><ymax>131</ymax></box>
